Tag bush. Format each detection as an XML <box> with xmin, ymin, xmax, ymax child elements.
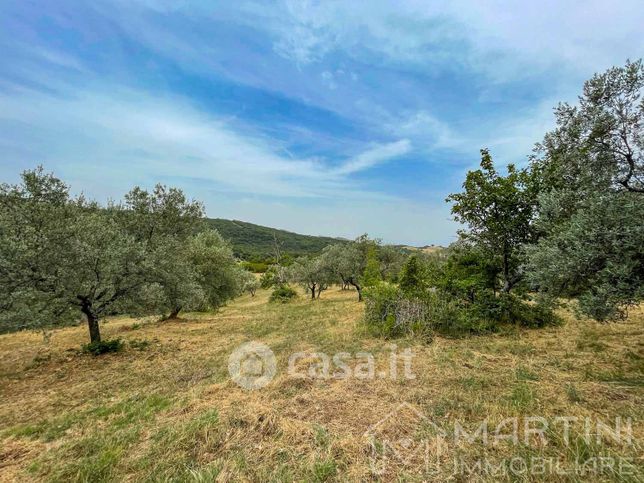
<box><xmin>82</xmin><ymin>338</ymin><xmax>124</xmax><ymax>355</ymax></box>
<box><xmin>363</xmin><ymin>283</ymin><xmax>463</xmax><ymax>340</ymax></box>
<box><xmin>364</xmin><ymin>283</ymin><xmax>559</xmax><ymax>340</ymax></box>
<box><xmin>241</xmin><ymin>261</ymin><xmax>269</xmax><ymax>273</ymax></box>
<box><xmin>470</xmin><ymin>291</ymin><xmax>560</xmax><ymax>328</ymax></box>
<box><xmin>269</xmin><ymin>284</ymin><xmax>298</xmax><ymax>303</ymax></box>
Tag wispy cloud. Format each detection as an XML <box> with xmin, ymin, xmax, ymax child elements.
<box><xmin>0</xmin><ymin>0</ymin><xmax>640</xmax><ymax>243</ymax></box>
<box><xmin>0</xmin><ymin>83</ymin><xmax>409</xmax><ymax>200</ymax></box>
<box><xmin>333</xmin><ymin>140</ymin><xmax>411</xmax><ymax>175</ymax></box>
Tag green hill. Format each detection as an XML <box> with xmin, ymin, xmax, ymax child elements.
<box><xmin>206</xmin><ymin>218</ymin><xmax>346</xmax><ymax>261</ymax></box>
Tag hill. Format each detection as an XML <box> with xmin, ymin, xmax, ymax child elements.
<box><xmin>206</xmin><ymin>218</ymin><xmax>347</xmax><ymax>261</ymax></box>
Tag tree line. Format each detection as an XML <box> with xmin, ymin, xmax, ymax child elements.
<box><xmin>0</xmin><ymin>176</ymin><xmax>258</xmax><ymax>345</ymax></box>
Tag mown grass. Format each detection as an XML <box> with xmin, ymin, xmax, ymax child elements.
<box><xmin>0</xmin><ymin>287</ymin><xmax>642</xmax><ymax>481</ymax></box>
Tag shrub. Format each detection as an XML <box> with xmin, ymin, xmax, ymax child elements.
<box><xmin>364</xmin><ymin>283</ymin><xmax>559</xmax><ymax>340</ymax></box>
<box><xmin>241</xmin><ymin>261</ymin><xmax>269</xmax><ymax>273</ymax></box>
<box><xmin>82</xmin><ymin>338</ymin><xmax>124</xmax><ymax>355</ymax></box>
<box><xmin>470</xmin><ymin>291</ymin><xmax>560</xmax><ymax>328</ymax></box>
<box><xmin>365</xmin><ymin>283</ymin><xmax>467</xmax><ymax>339</ymax></box>
<box><xmin>269</xmin><ymin>284</ymin><xmax>298</xmax><ymax>303</ymax></box>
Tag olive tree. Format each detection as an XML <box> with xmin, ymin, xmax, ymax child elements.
<box><xmin>238</xmin><ymin>269</ymin><xmax>260</xmax><ymax>296</ymax></box>
<box><xmin>289</xmin><ymin>256</ymin><xmax>335</xmax><ymax>299</ymax></box>
<box><xmin>187</xmin><ymin>229</ymin><xmax>241</xmax><ymax>310</ymax></box>
<box><xmin>527</xmin><ymin>60</ymin><xmax>644</xmax><ymax>320</ymax></box>
<box><xmin>0</xmin><ymin>168</ymin><xmax>241</xmax><ymax>342</ymax></box>
<box><xmin>321</xmin><ymin>242</ymin><xmax>367</xmax><ymax>301</ymax></box>
<box><xmin>0</xmin><ymin>168</ymin><xmax>150</xmax><ymax>342</ymax></box>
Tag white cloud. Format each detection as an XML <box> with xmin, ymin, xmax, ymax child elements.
<box><xmin>333</xmin><ymin>139</ymin><xmax>411</xmax><ymax>175</ymax></box>
<box><xmin>261</xmin><ymin>0</ymin><xmax>644</xmax><ymax>80</ymax></box>
<box><xmin>0</xmin><ymin>84</ymin><xmax>409</xmax><ymax>200</ymax></box>
<box><xmin>390</xmin><ymin>111</ymin><xmax>461</xmax><ymax>150</ymax></box>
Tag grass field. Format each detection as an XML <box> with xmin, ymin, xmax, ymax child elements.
<box><xmin>1</xmin><ymin>287</ymin><xmax>642</xmax><ymax>482</ymax></box>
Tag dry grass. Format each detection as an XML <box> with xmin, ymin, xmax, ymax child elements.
<box><xmin>0</xmin><ymin>287</ymin><xmax>642</xmax><ymax>482</ymax></box>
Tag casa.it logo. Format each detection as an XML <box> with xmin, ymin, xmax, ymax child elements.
<box><xmin>228</xmin><ymin>341</ymin><xmax>277</xmax><ymax>390</ymax></box>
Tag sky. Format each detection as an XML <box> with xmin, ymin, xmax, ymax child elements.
<box><xmin>0</xmin><ymin>1</ymin><xmax>642</xmax><ymax>245</ymax></box>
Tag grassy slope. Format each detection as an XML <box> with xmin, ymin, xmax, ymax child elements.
<box><xmin>0</xmin><ymin>288</ymin><xmax>642</xmax><ymax>481</ymax></box>
<box><xmin>206</xmin><ymin>218</ymin><xmax>346</xmax><ymax>260</ymax></box>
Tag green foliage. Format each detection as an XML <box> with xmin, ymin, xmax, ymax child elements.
<box><xmin>364</xmin><ymin>282</ymin><xmax>468</xmax><ymax>339</ymax></box>
<box><xmin>364</xmin><ymin>275</ymin><xmax>559</xmax><ymax>340</ymax></box>
<box><xmin>377</xmin><ymin>245</ymin><xmax>406</xmax><ymax>282</ymax></box>
<box><xmin>440</xmin><ymin>243</ymin><xmax>501</xmax><ymax>302</ymax></box>
<box><xmin>398</xmin><ymin>255</ymin><xmax>427</xmax><ymax>295</ymax></box>
<box><xmin>129</xmin><ymin>339</ymin><xmax>152</xmax><ymax>351</ymax></box>
<box><xmin>259</xmin><ymin>264</ymin><xmax>288</xmax><ymax>289</ymax></box>
<box><xmin>238</xmin><ymin>269</ymin><xmax>260</xmax><ymax>296</ymax></box>
<box><xmin>289</xmin><ymin>255</ymin><xmax>335</xmax><ymax>299</ymax></box>
<box><xmin>361</xmin><ymin>245</ymin><xmax>382</xmax><ymax>288</ymax></box>
<box><xmin>187</xmin><ymin>230</ymin><xmax>240</xmax><ymax>310</ymax></box>
<box><xmin>446</xmin><ymin>149</ymin><xmax>536</xmax><ymax>292</ymax></box>
<box><xmin>0</xmin><ymin>168</ymin><xmax>243</xmax><ymax>342</ymax></box>
<box><xmin>527</xmin><ymin>192</ymin><xmax>644</xmax><ymax>321</ymax></box>
<box><xmin>528</xmin><ymin>60</ymin><xmax>644</xmax><ymax>320</ymax></box>
<box><xmin>269</xmin><ymin>285</ymin><xmax>298</xmax><ymax>303</ymax></box>
<box><xmin>320</xmin><ymin>241</ymin><xmax>367</xmax><ymax>300</ymax></box>
<box><xmin>241</xmin><ymin>261</ymin><xmax>269</xmax><ymax>273</ymax></box>
<box><xmin>82</xmin><ymin>338</ymin><xmax>124</xmax><ymax>356</ymax></box>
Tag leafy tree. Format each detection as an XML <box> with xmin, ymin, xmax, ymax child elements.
<box><xmin>528</xmin><ymin>60</ymin><xmax>644</xmax><ymax>320</ymax></box>
<box><xmin>321</xmin><ymin>241</ymin><xmax>369</xmax><ymax>301</ymax></box>
<box><xmin>238</xmin><ymin>269</ymin><xmax>260</xmax><ymax>296</ymax></box>
<box><xmin>121</xmin><ymin>184</ymin><xmax>205</xmax><ymax>319</ymax></box>
<box><xmin>528</xmin><ymin>191</ymin><xmax>643</xmax><ymax>321</ymax></box>
<box><xmin>446</xmin><ymin>149</ymin><xmax>536</xmax><ymax>292</ymax></box>
<box><xmin>259</xmin><ymin>263</ymin><xmax>288</xmax><ymax>289</ymax></box>
<box><xmin>0</xmin><ymin>168</ymin><xmax>242</xmax><ymax>342</ymax></box>
<box><xmin>122</xmin><ymin>184</ymin><xmax>204</xmax><ymax>243</ymax></box>
<box><xmin>187</xmin><ymin>229</ymin><xmax>240</xmax><ymax>311</ymax></box>
<box><xmin>290</xmin><ymin>256</ymin><xmax>334</xmax><ymax>299</ymax></box>
<box><xmin>439</xmin><ymin>243</ymin><xmax>500</xmax><ymax>302</ymax></box>
<box><xmin>0</xmin><ymin>167</ymin><xmax>79</xmax><ymax>334</ymax></box>
<box><xmin>533</xmin><ymin>59</ymin><xmax>643</xmax><ymax>197</ymax></box>
<box><xmin>0</xmin><ymin>168</ymin><xmax>150</xmax><ymax>342</ymax></box>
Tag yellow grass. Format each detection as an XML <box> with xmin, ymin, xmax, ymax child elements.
<box><xmin>0</xmin><ymin>287</ymin><xmax>642</xmax><ymax>481</ymax></box>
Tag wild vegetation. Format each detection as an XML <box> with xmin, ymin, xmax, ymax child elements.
<box><xmin>0</xmin><ymin>60</ymin><xmax>642</xmax><ymax>481</ymax></box>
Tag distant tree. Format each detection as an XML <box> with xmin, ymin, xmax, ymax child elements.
<box><xmin>446</xmin><ymin>149</ymin><xmax>537</xmax><ymax>293</ymax></box>
<box><xmin>319</xmin><ymin>244</ymin><xmax>350</xmax><ymax>289</ymax></box>
<box><xmin>321</xmin><ymin>240</ymin><xmax>370</xmax><ymax>301</ymax></box>
<box><xmin>290</xmin><ymin>256</ymin><xmax>334</xmax><ymax>299</ymax></box>
<box><xmin>377</xmin><ymin>245</ymin><xmax>406</xmax><ymax>282</ymax></box>
<box><xmin>528</xmin><ymin>60</ymin><xmax>644</xmax><ymax>320</ymax></box>
<box><xmin>238</xmin><ymin>270</ymin><xmax>260</xmax><ymax>297</ymax></box>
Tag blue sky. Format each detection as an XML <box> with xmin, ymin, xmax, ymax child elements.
<box><xmin>1</xmin><ymin>1</ymin><xmax>642</xmax><ymax>245</ymax></box>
